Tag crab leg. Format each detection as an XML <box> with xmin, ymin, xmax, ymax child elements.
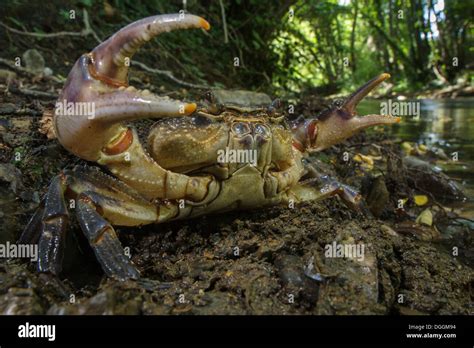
<box><xmin>20</xmin><ymin>166</ymin><xmax>188</xmax><ymax>279</ymax></box>
<box><xmin>69</xmin><ymin>166</ymin><xmax>180</xmax><ymax>280</ymax></box>
<box><xmin>284</xmin><ymin>160</ymin><xmax>365</xmax><ymax>210</ymax></box>
<box><xmin>285</xmin><ymin>178</ymin><xmax>363</xmax><ymax>211</ymax></box>
<box><xmin>38</xmin><ymin>175</ymin><xmax>71</xmax><ymax>274</ymax></box>
<box><xmin>18</xmin><ymin>175</ymin><xmax>70</xmax><ymax>275</ymax></box>
<box><xmin>18</xmin><ymin>199</ymin><xmax>45</xmax><ymax>245</ymax></box>
<box><xmin>76</xmin><ymin>193</ymin><xmax>140</xmax><ymax>280</ymax></box>
<box><xmin>316</xmin><ymin>175</ymin><xmax>363</xmax><ymax>210</ymax></box>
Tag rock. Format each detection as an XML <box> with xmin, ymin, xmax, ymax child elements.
<box><xmin>274</xmin><ymin>254</ymin><xmax>319</xmax><ymax>303</ymax></box>
<box><xmin>0</xmin><ymin>103</ymin><xmax>16</xmax><ymax>115</ymax></box>
<box><xmin>366</xmin><ymin>175</ymin><xmax>389</xmax><ymax>217</ymax></box>
<box><xmin>22</xmin><ymin>49</ymin><xmax>45</xmax><ymax>74</ymax></box>
<box><xmin>47</xmin><ymin>285</ymin><xmax>142</xmax><ymax>315</ymax></box>
<box><xmin>43</xmin><ymin>67</ymin><xmax>53</xmax><ymax>76</ymax></box>
<box><xmin>203</xmin><ymin>89</ymin><xmax>272</xmax><ymax>110</ymax></box>
<box><xmin>0</xmin><ymin>163</ymin><xmax>23</xmax><ymax>193</ymax></box>
<box><xmin>395</xmin><ymin>221</ymin><xmax>441</xmax><ymax>241</ymax></box>
<box><xmin>404</xmin><ymin>156</ymin><xmax>465</xmax><ymax>201</ymax></box>
<box><xmin>0</xmin><ymin>69</ymin><xmax>16</xmax><ymax>84</ymax></box>
<box><xmin>256</xmin><ymin>238</ymin><xmax>284</xmax><ymax>260</ymax></box>
<box><xmin>398</xmin><ymin>306</ymin><xmax>429</xmax><ymax>315</ymax></box>
<box><xmin>380</xmin><ymin>224</ymin><xmax>399</xmax><ymax>237</ymax></box>
<box><xmin>0</xmin><ymin>288</ymin><xmax>44</xmax><ymax>315</ymax></box>
<box><xmin>316</xmin><ymin>243</ymin><xmax>383</xmax><ymax>314</ymax></box>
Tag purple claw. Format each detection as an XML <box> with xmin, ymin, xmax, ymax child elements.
<box><xmin>54</xmin><ymin>14</ymin><xmax>209</xmax><ymax>161</ymax></box>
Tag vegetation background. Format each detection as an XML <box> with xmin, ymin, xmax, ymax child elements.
<box><xmin>1</xmin><ymin>0</ymin><xmax>472</xmax><ymax>98</ymax></box>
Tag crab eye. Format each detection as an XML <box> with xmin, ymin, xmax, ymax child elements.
<box><xmin>232</xmin><ymin>122</ymin><xmax>251</xmax><ymax>135</ymax></box>
<box><xmin>254</xmin><ymin>123</ymin><xmax>270</xmax><ymax>137</ymax></box>
<box><xmin>203</xmin><ymin>91</ymin><xmax>215</xmax><ymax>103</ymax></box>
<box><xmin>333</xmin><ymin>99</ymin><xmax>344</xmax><ymax>108</ymax></box>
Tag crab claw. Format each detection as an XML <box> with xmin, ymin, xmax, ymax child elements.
<box><xmin>292</xmin><ymin>73</ymin><xmax>400</xmax><ymax>152</ymax></box>
<box><xmin>92</xmin><ymin>14</ymin><xmax>210</xmax><ymax>84</ymax></box>
<box><xmin>54</xmin><ymin>14</ymin><xmax>210</xmax><ymax>161</ymax></box>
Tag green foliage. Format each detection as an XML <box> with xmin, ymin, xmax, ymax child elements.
<box><xmin>0</xmin><ymin>0</ymin><xmax>471</xmax><ymax>96</ymax></box>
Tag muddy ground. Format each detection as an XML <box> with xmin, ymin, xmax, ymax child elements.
<box><xmin>0</xmin><ymin>77</ymin><xmax>473</xmax><ymax>315</ymax></box>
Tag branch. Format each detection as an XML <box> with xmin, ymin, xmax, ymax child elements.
<box><xmin>361</xmin><ymin>14</ymin><xmax>412</xmax><ymax>68</ymax></box>
<box><xmin>132</xmin><ymin>60</ymin><xmax>209</xmax><ymax>89</ymax></box>
<box><xmin>218</xmin><ymin>0</ymin><xmax>229</xmax><ymax>44</ymax></box>
<box><xmin>8</xmin><ymin>85</ymin><xmax>57</xmax><ymax>99</ymax></box>
<box><xmin>1</xmin><ymin>10</ymin><xmax>210</xmax><ymax>89</ymax></box>
<box><xmin>0</xmin><ymin>57</ymin><xmax>64</xmax><ymax>83</ymax></box>
<box><xmin>0</xmin><ymin>9</ymin><xmax>102</xmax><ymax>44</ymax></box>
<box><xmin>0</xmin><ymin>22</ymin><xmax>83</xmax><ymax>38</ymax></box>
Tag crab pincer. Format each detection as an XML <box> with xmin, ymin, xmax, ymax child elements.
<box><xmin>55</xmin><ymin>13</ymin><xmax>210</xmax><ymax>161</ymax></box>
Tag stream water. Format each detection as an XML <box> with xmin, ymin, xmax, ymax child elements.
<box><xmin>359</xmin><ymin>97</ymin><xmax>474</xmax><ymax>217</ymax></box>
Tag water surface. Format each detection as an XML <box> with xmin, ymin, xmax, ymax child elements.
<box><xmin>358</xmin><ymin>97</ymin><xmax>474</xmax><ymax>216</ymax></box>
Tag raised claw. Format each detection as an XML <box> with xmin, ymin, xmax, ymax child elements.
<box><xmin>292</xmin><ymin>74</ymin><xmax>400</xmax><ymax>152</ymax></box>
<box><xmin>92</xmin><ymin>13</ymin><xmax>210</xmax><ymax>84</ymax></box>
<box><xmin>54</xmin><ymin>13</ymin><xmax>209</xmax><ymax>161</ymax></box>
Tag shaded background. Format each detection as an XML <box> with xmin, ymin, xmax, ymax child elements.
<box><xmin>1</xmin><ymin>0</ymin><xmax>472</xmax><ymax>96</ymax></box>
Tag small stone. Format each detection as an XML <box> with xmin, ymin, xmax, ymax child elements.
<box><xmin>22</xmin><ymin>49</ymin><xmax>45</xmax><ymax>74</ymax></box>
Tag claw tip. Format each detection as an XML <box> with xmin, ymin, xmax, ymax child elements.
<box><xmin>185</xmin><ymin>103</ymin><xmax>197</xmax><ymax>114</ymax></box>
<box><xmin>199</xmin><ymin>18</ymin><xmax>211</xmax><ymax>31</ymax></box>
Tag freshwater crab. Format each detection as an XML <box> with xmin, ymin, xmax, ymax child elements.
<box><xmin>20</xmin><ymin>13</ymin><xmax>400</xmax><ymax>280</ymax></box>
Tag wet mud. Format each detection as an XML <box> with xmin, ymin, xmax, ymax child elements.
<box><xmin>0</xmin><ymin>90</ymin><xmax>472</xmax><ymax>315</ymax></box>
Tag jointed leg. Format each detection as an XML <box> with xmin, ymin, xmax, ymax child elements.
<box><xmin>18</xmin><ymin>199</ymin><xmax>45</xmax><ymax>245</ymax></box>
<box><xmin>285</xmin><ymin>158</ymin><xmax>364</xmax><ymax>210</ymax></box>
<box><xmin>19</xmin><ymin>175</ymin><xmax>69</xmax><ymax>275</ymax></box>
<box><xmin>76</xmin><ymin>192</ymin><xmax>140</xmax><ymax>280</ymax></box>
<box><xmin>19</xmin><ymin>166</ymin><xmax>182</xmax><ymax>280</ymax></box>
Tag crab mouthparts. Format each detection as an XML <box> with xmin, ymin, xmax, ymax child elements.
<box><xmin>343</xmin><ymin>73</ymin><xmax>391</xmax><ymax>115</ymax></box>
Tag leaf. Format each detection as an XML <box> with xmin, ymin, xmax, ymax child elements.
<box><xmin>416</xmin><ymin>209</ymin><xmax>433</xmax><ymax>226</ymax></box>
<box><xmin>414</xmin><ymin>195</ymin><xmax>428</xmax><ymax>206</ymax></box>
